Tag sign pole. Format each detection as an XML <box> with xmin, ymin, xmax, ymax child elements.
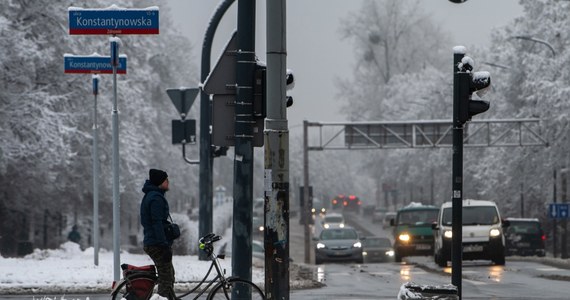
<box><xmin>92</xmin><ymin>74</ymin><xmax>100</xmax><ymax>266</ymax></box>
<box><xmin>110</xmin><ymin>37</ymin><xmax>121</xmax><ymax>282</ymax></box>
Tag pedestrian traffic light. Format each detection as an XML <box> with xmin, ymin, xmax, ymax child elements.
<box><xmin>457</xmin><ymin>58</ymin><xmax>491</xmax><ymax>124</ymax></box>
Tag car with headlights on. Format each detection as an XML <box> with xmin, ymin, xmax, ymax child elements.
<box><xmin>321</xmin><ymin>212</ymin><xmax>345</xmax><ymax>229</ymax></box>
<box><xmin>362</xmin><ymin>236</ymin><xmax>394</xmax><ymax>263</ymax></box>
<box><xmin>391</xmin><ymin>203</ymin><xmax>439</xmax><ymax>262</ymax></box>
<box><xmin>313</xmin><ymin>227</ymin><xmax>364</xmax><ymax>264</ymax></box>
<box><xmin>432</xmin><ymin>199</ymin><xmax>509</xmax><ymax>267</ymax></box>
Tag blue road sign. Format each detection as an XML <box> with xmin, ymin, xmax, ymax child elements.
<box><xmin>64</xmin><ymin>54</ymin><xmax>127</xmax><ymax>74</ymax></box>
<box><xmin>68</xmin><ymin>5</ymin><xmax>159</xmax><ymax>35</ymax></box>
<box><xmin>549</xmin><ymin>203</ymin><xmax>570</xmax><ymax>219</ymax></box>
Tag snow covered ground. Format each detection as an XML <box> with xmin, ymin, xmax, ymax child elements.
<box><xmin>0</xmin><ymin>242</ymin><xmax>317</xmax><ymax>295</ymax></box>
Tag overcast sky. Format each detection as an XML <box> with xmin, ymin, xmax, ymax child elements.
<box><xmin>168</xmin><ymin>0</ymin><xmax>523</xmax><ymax>130</ymax></box>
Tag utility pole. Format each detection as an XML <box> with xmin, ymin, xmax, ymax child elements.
<box><xmin>232</xmin><ymin>0</ymin><xmax>256</xmax><ymax>292</ymax></box>
<box><xmin>264</xmin><ymin>0</ymin><xmax>289</xmax><ymax>298</ymax></box>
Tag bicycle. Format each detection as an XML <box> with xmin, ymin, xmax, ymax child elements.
<box><xmin>111</xmin><ymin>233</ymin><xmax>265</xmax><ymax>300</ymax></box>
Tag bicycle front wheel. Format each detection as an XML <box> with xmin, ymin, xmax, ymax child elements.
<box><xmin>207</xmin><ymin>278</ymin><xmax>265</xmax><ymax>300</ymax></box>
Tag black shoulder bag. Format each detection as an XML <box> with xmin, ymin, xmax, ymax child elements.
<box><xmin>165</xmin><ymin>214</ymin><xmax>181</xmax><ymax>240</ymax></box>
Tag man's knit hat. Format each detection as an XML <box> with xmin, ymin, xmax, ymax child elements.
<box><xmin>149</xmin><ymin>169</ymin><xmax>168</xmax><ymax>186</ymax></box>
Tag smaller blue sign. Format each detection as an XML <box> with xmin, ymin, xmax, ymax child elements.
<box><xmin>549</xmin><ymin>203</ymin><xmax>570</xmax><ymax>219</ymax></box>
<box><xmin>64</xmin><ymin>54</ymin><xmax>127</xmax><ymax>74</ymax></box>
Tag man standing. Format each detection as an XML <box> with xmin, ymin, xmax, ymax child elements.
<box><xmin>140</xmin><ymin>169</ymin><xmax>176</xmax><ymax>300</ymax></box>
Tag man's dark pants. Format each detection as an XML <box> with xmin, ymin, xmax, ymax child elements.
<box><xmin>144</xmin><ymin>245</ymin><xmax>175</xmax><ymax>300</ymax></box>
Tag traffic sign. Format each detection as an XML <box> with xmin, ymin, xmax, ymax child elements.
<box><xmin>68</xmin><ymin>5</ymin><xmax>159</xmax><ymax>35</ymax></box>
<box><xmin>203</xmin><ymin>31</ymin><xmax>237</xmax><ymax>95</ymax></box>
<box><xmin>549</xmin><ymin>203</ymin><xmax>569</xmax><ymax>219</ymax></box>
<box><xmin>172</xmin><ymin>119</ymin><xmax>196</xmax><ymax>144</ymax></box>
<box><xmin>166</xmin><ymin>88</ymin><xmax>199</xmax><ymax>117</ymax></box>
<box><xmin>64</xmin><ymin>54</ymin><xmax>127</xmax><ymax>74</ymax></box>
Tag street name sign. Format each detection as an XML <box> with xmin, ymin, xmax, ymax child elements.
<box><xmin>64</xmin><ymin>54</ymin><xmax>127</xmax><ymax>74</ymax></box>
<box><xmin>68</xmin><ymin>5</ymin><xmax>159</xmax><ymax>35</ymax></box>
<box><xmin>549</xmin><ymin>203</ymin><xmax>569</xmax><ymax>219</ymax></box>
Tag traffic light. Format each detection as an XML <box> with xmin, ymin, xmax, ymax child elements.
<box><xmin>457</xmin><ymin>57</ymin><xmax>491</xmax><ymax>124</ymax></box>
<box><xmin>253</xmin><ymin>63</ymin><xmax>266</xmax><ymax>119</ymax></box>
<box><xmin>252</xmin><ymin>62</ymin><xmax>295</xmax><ymax>119</ymax></box>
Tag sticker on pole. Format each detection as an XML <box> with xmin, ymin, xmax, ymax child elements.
<box><xmin>64</xmin><ymin>54</ymin><xmax>127</xmax><ymax>74</ymax></box>
<box><xmin>68</xmin><ymin>5</ymin><xmax>159</xmax><ymax>35</ymax></box>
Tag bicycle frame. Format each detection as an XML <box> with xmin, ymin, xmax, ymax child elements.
<box><xmin>177</xmin><ymin>252</ymin><xmax>229</xmax><ymax>299</ymax></box>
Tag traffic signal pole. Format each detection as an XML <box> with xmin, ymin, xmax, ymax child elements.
<box><xmin>451</xmin><ymin>47</ymin><xmax>465</xmax><ymax>298</ymax></box>
<box><xmin>232</xmin><ymin>0</ymin><xmax>256</xmax><ymax>290</ymax></box>
<box><xmin>264</xmin><ymin>0</ymin><xmax>290</xmax><ymax>298</ymax></box>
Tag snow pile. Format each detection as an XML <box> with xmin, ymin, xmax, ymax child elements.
<box><xmin>0</xmin><ymin>241</ymin><xmax>318</xmax><ymax>295</ymax></box>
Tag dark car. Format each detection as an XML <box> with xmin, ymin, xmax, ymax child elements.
<box><xmin>505</xmin><ymin>217</ymin><xmax>546</xmax><ymax>257</ymax></box>
<box><xmin>391</xmin><ymin>203</ymin><xmax>439</xmax><ymax>262</ymax></box>
<box><xmin>362</xmin><ymin>237</ymin><xmax>394</xmax><ymax>263</ymax></box>
<box><xmin>313</xmin><ymin>227</ymin><xmax>364</xmax><ymax>264</ymax></box>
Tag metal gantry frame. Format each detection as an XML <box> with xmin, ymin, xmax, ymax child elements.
<box><xmin>305</xmin><ymin>118</ymin><xmax>548</xmax><ymax>151</ymax></box>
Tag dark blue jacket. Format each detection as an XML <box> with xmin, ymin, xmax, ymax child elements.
<box><xmin>140</xmin><ymin>180</ymin><xmax>172</xmax><ymax>247</ymax></box>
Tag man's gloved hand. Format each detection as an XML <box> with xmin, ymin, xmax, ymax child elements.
<box><xmin>161</xmin><ymin>246</ymin><xmax>172</xmax><ymax>263</ymax></box>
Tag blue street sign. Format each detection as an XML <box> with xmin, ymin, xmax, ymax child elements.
<box><xmin>549</xmin><ymin>203</ymin><xmax>570</xmax><ymax>219</ymax></box>
<box><xmin>68</xmin><ymin>5</ymin><xmax>159</xmax><ymax>35</ymax></box>
<box><xmin>64</xmin><ymin>54</ymin><xmax>127</xmax><ymax>74</ymax></box>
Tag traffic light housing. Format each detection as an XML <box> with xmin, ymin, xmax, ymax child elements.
<box><xmin>252</xmin><ymin>62</ymin><xmax>294</xmax><ymax>120</ymax></box>
<box><xmin>457</xmin><ymin>60</ymin><xmax>491</xmax><ymax>124</ymax></box>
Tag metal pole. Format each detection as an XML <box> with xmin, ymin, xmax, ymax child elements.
<box><xmin>265</xmin><ymin>0</ymin><xmax>289</xmax><ymax>298</ymax></box>
<box><xmin>554</xmin><ymin>169</ymin><xmax>558</xmax><ymax>258</ymax></box>
<box><xmin>110</xmin><ymin>37</ymin><xmax>121</xmax><ymax>282</ymax></box>
<box><xmin>92</xmin><ymin>74</ymin><xmax>100</xmax><ymax>266</ymax></box>
<box><xmin>451</xmin><ymin>48</ymin><xmax>465</xmax><ymax>298</ymax></box>
<box><xmin>303</xmin><ymin>121</ymin><xmax>310</xmax><ymax>264</ymax></box>
<box><xmin>199</xmin><ymin>0</ymin><xmax>235</xmax><ymax>261</ymax></box>
<box><xmin>232</xmin><ymin>0</ymin><xmax>255</xmax><ymax>295</ymax></box>
<box><xmin>520</xmin><ymin>182</ymin><xmax>524</xmax><ymax>218</ymax></box>
<box><xmin>561</xmin><ymin>169</ymin><xmax>567</xmax><ymax>258</ymax></box>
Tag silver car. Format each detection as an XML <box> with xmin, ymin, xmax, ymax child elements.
<box><xmin>314</xmin><ymin>227</ymin><xmax>364</xmax><ymax>264</ymax></box>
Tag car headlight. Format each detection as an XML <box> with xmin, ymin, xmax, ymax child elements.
<box><xmin>385</xmin><ymin>250</ymin><xmax>395</xmax><ymax>257</ymax></box>
<box><xmin>444</xmin><ymin>230</ymin><xmax>453</xmax><ymax>239</ymax></box>
<box><xmin>321</xmin><ymin>208</ymin><xmax>326</xmax><ymax>213</ymax></box>
<box><xmin>489</xmin><ymin>228</ymin><xmax>501</xmax><ymax>237</ymax></box>
<box><xmin>362</xmin><ymin>251</ymin><xmax>368</xmax><ymax>256</ymax></box>
<box><xmin>398</xmin><ymin>233</ymin><xmax>410</xmax><ymax>242</ymax></box>
<box><xmin>339</xmin><ymin>223</ymin><xmax>345</xmax><ymax>228</ymax></box>
<box><xmin>259</xmin><ymin>226</ymin><xmax>264</xmax><ymax>232</ymax></box>
<box><xmin>311</xmin><ymin>208</ymin><xmax>316</xmax><ymax>213</ymax></box>
<box><xmin>324</xmin><ymin>224</ymin><xmax>330</xmax><ymax>229</ymax></box>
<box><xmin>316</xmin><ymin>243</ymin><xmax>326</xmax><ymax>249</ymax></box>
<box><xmin>353</xmin><ymin>241</ymin><xmax>362</xmax><ymax>248</ymax></box>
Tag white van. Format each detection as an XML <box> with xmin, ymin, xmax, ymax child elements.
<box><xmin>432</xmin><ymin>199</ymin><xmax>509</xmax><ymax>267</ymax></box>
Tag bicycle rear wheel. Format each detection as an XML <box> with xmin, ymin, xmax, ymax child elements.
<box><xmin>207</xmin><ymin>278</ymin><xmax>265</xmax><ymax>300</ymax></box>
<box><xmin>111</xmin><ymin>274</ymin><xmax>157</xmax><ymax>300</ymax></box>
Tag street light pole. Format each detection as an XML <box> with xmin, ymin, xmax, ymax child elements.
<box><xmin>510</xmin><ymin>35</ymin><xmax>556</xmax><ymax>57</ymax></box>
<box><xmin>198</xmin><ymin>0</ymin><xmax>235</xmax><ymax>261</ymax></box>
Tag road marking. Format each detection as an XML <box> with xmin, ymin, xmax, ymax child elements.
<box><xmin>463</xmin><ymin>278</ymin><xmax>487</xmax><ymax>286</ymax></box>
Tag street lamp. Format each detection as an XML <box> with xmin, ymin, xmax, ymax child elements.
<box><xmin>510</xmin><ymin>35</ymin><xmax>556</xmax><ymax>57</ymax></box>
